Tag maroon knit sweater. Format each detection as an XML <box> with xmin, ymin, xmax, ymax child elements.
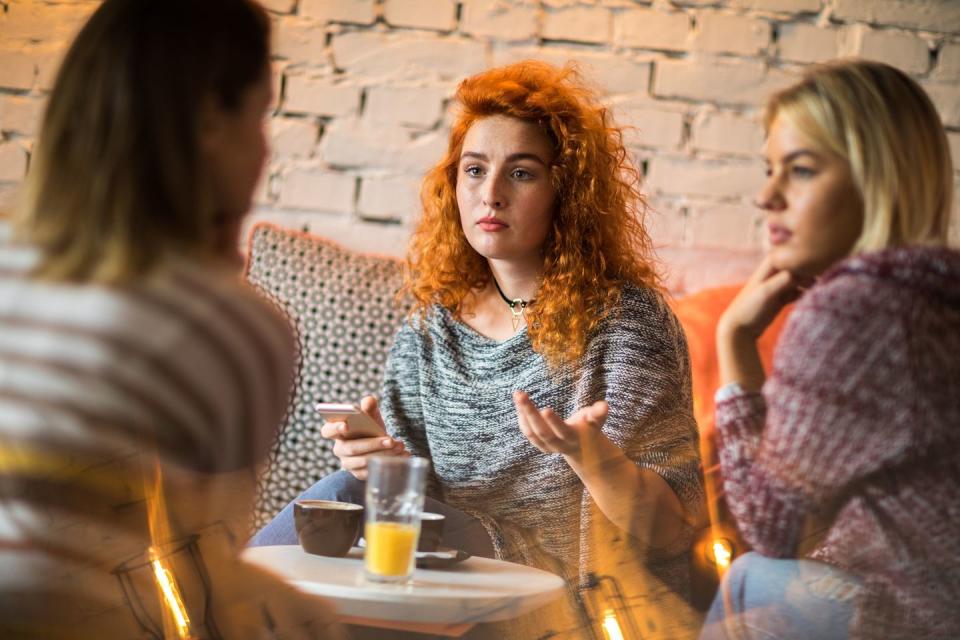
<box><xmin>715</xmin><ymin>246</ymin><xmax>960</xmax><ymax>639</ymax></box>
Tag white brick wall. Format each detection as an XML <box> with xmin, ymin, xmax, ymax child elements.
<box><xmin>2</xmin><ymin>0</ymin><xmax>958</xmax><ymax>293</ymax></box>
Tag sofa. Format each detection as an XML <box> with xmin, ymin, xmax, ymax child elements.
<box><xmin>244</xmin><ymin>221</ymin><xmax>792</xmax><ymax>586</ymax></box>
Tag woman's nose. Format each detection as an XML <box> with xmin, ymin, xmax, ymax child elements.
<box><xmin>754</xmin><ymin>173</ymin><xmax>785</xmax><ymax>211</ymax></box>
<box><xmin>481</xmin><ymin>174</ymin><xmax>506</xmax><ymax>209</ymax></box>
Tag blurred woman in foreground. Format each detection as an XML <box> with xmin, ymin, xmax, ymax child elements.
<box><xmin>0</xmin><ymin>1</ymin><xmax>338</xmax><ymax>637</ymax></box>
<box><xmin>704</xmin><ymin>60</ymin><xmax>959</xmax><ymax>639</ymax></box>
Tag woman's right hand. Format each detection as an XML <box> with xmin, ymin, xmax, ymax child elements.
<box><xmin>718</xmin><ymin>255</ymin><xmax>807</xmax><ymax>341</ymax></box>
<box><xmin>319</xmin><ymin>395</ymin><xmax>406</xmax><ymax>480</ymax></box>
<box><xmin>716</xmin><ymin>256</ymin><xmax>808</xmax><ymax>391</ymax></box>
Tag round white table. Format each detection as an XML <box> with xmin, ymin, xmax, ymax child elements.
<box><xmin>242</xmin><ymin>545</ymin><xmax>566</xmax><ymax>637</ymax></box>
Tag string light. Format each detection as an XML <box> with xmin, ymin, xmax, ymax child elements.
<box><xmin>711</xmin><ymin>538</ymin><xmax>733</xmax><ymax>571</ymax></box>
<box><xmin>601</xmin><ymin>608</ymin><xmax>625</xmax><ymax>640</ymax></box>
<box><xmin>150</xmin><ymin>551</ymin><xmax>192</xmax><ymax>639</ymax></box>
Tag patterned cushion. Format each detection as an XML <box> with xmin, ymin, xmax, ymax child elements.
<box><xmin>244</xmin><ymin>223</ymin><xmax>406</xmax><ymax>527</ymax></box>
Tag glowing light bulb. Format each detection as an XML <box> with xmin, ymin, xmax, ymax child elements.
<box><xmin>712</xmin><ymin>538</ymin><xmax>733</xmax><ymax>570</ymax></box>
<box><xmin>151</xmin><ymin>554</ymin><xmax>192</xmax><ymax>639</ymax></box>
<box><xmin>601</xmin><ymin>608</ymin><xmax>625</xmax><ymax>640</ymax></box>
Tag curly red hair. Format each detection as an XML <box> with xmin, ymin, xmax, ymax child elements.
<box><xmin>404</xmin><ymin>61</ymin><xmax>661</xmax><ymax>367</ymax></box>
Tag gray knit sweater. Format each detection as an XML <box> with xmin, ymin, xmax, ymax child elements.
<box><xmin>380</xmin><ymin>283</ymin><xmax>704</xmax><ymax>594</ymax></box>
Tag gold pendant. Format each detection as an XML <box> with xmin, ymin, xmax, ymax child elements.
<box><xmin>510</xmin><ymin>302</ymin><xmax>524</xmax><ymax>331</ymax></box>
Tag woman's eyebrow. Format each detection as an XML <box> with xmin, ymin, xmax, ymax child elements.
<box><xmin>459</xmin><ymin>150</ymin><xmax>547</xmax><ymax>166</ymax></box>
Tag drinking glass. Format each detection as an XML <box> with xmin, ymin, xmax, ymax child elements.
<box><xmin>363</xmin><ymin>456</ymin><xmax>430</xmax><ymax>584</ymax></box>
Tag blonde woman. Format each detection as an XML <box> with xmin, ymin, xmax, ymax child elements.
<box><xmin>703</xmin><ymin>60</ymin><xmax>959</xmax><ymax>639</ymax></box>
<box><xmin>0</xmin><ymin>1</ymin><xmax>339</xmax><ymax>637</ymax></box>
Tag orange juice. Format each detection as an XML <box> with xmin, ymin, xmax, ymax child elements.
<box><xmin>364</xmin><ymin>521</ymin><xmax>419</xmax><ymax>577</ymax></box>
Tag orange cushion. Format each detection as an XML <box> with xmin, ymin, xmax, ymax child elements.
<box><xmin>671</xmin><ymin>285</ymin><xmax>793</xmax><ymax>441</ymax></box>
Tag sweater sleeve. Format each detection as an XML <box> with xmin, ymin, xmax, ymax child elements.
<box><xmin>715</xmin><ymin>277</ymin><xmax>916</xmax><ymax>557</ymax></box>
<box><xmin>580</xmin><ymin>287</ymin><xmax>705</xmax><ymax>555</ymax></box>
<box><xmin>379</xmin><ymin>320</ymin><xmax>431</xmax><ymax>459</ymax></box>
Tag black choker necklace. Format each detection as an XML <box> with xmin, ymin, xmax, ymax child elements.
<box><xmin>492</xmin><ymin>278</ymin><xmax>535</xmax><ymax>331</ymax></box>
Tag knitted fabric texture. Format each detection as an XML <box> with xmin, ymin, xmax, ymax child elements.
<box><xmin>380</xmin><ymin>283</ymin><xmax>704</xmax><ymax>598</ymax></box>
<box><xmin>715</xmin><ymin>246</ymin><xmax>960</xmax><ymax>639</ymax></box>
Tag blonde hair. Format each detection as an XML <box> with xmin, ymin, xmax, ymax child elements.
<box><xmin>765</xmin><ymin>59</ymin><xmax>953</xmax><ymax>253</ymax></box>
<box><xmin>14</xmin><ymin>0</ymin><xmax>270</xmax><ymax>283</ymax></box>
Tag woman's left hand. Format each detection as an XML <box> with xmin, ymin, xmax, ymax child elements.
<box><xmin>513</xmin><ymin>390</ymin><xmax>608</xmax><ymax>458</ymax></box>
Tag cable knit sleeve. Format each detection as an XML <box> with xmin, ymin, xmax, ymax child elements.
<box><xmin>578</xmin><ymin>286</ymin><xmax>704</xmax><ymax>557</ymax></box>
<box><xmin>715</xmin><ymin>275</ymin><xmax>917</xmax><ymax>557</ymax></box>
<box><xmin>379</xmin><ymin>320</ymin><xmax>430</xmax><ymax>458</ymax></box>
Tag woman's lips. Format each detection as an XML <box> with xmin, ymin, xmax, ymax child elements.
<box><xmin>768</xmin><ymin>225</ymin><xmax>792</xmax><ymax>245</ymax></box>
<box><xmin>477</xmin><ymin>217</ymin><xmax>507</xmax><ymax>232</ymax></box>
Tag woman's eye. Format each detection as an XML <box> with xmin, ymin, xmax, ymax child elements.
<box><xmin>790</xmin><ymin>165</ymin><xmax>816</xmax><ymax>179</ymax></box>
<box><xmin>511</xmin><ymin>168</ymin><xmax>533</xmax><ymax>180</ymax></box>
<box><xmin>463</xmin><ymin>165</ymin><xmax>483</xmax><ymax>177</ymax></box>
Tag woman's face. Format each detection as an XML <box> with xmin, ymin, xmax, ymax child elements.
<box><xmin>202</xmin><ymin>69</ymin><xmax>273</xmax><ymax>229</ymax></box>
<box><xmin>758</xmin><ymin>115</ymin><xmax>863</xmax><ymax>278</ymax></box>
<box><xmin>456</xmin><ymin>115</ymin><xmax>556</xmax><ymax>265</ymax></box>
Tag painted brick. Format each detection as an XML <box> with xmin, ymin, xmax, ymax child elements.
<box><xmin>687</xmin><ymin>202</ymin><xmax>763</xmax><ymax>250</ymax></box>
<box><xmin>283</xmin><ymin>74</ymin><xmax>361</xmax><ymax>117</ymax></box>
<box><xmin>0</xmin><ymin>142</ymin><xmax>28</xmax><ymax>182</ymax></box>
<box><xmin>274</xmin><ymin>17</ymin><xmax>329</xmax><ymax>65</ymax></box>
<box><xmin>832</xmin><ymin>0</ymin><xmax>960</xmax><ymax>34</ymax></box>
<box><xmin>260</xmin><ymin>0</ymin><xmax>297</xmax><ymax>13</ymax></box>
<box><xmin>492</xmin><ymin>46</ymin><xmax>651</xmax><ymax>96</ymax></box>
<box><xmin>300</xmin><ymin>0</ymin><xmax>377</xmax><ymax>25</ymax></box>
<box><xmin>934</xmin><ymin>42</ymin><xmax>960</xmax><ymax>82</ymax></box>
<box><xmin>461</xmin><ymin>0</ymin><xmax>539</xmax><ymax>41</ymax></box>
<box><xmin>693</xmin><ymin>12</ymin><xmax>770</xmax><ymax>56</ymax></box>
<box><xmin>384</xmin><ymin>0</ymin><xmax>457</xmax><ymax>32</ymax></box>
<box><xmin>249</xmin><ymin>211</ymin><xmax>414</xmax><ymax>257</ymax></box>
<box><xmin>271</xmin><ymin>118</ymin><xmax>318</xmax><ymax>158</ymax></box>
<box><xmin>654</xmin><ymin>59</ymin><xmax>795</xmax><ymax>107</ymax></box>
<box><xmin>358</xmin><ymin>175</ymin><xmax>421</xmax><ymax>221</ymax></box>
<box><xmin>947</xmin><ymin>131</ymin><xmax>960</xmax><ymax>171</ymax></box>
<box><xmin>660</xmin><ymin>246</ymin><xmax>763</xmax><ymax>294</ymax></box>
<box><xmin>542</xmin><ymin>6</ymin><xmax>611</xmax><ymax>44</ymax></box>
<box><xmin>730</xmin><ymin>0</ymin><xmax>820</xmax><ymax>11</ymax></box>
<box><xmin>691</xmin><ymin>111</ymin><xmax>765</xmax><ymax>156</ymax></box>
<box><xmin>279</xmin><ymin>166</ymin><xmax>356</xmax><ymax>212</ymax></box>
<box><xmin>0</xmin><ymin>49</ymin><xmax>35</xmax><ymax>91</ymax></box>
<box><xmin>364</xmin><ymin>85</ymin><xmax>448</xmax><ymax>128</ymax></box>
<box><xmin>923</xmin><ymin>82</ymin><xmax>960</xmax><ymax>128</ymax></box>
<box><xmin>253</xmin><ymin>171</ymin><xmax>276</xmax><ymax>206</ymax></box>
<box><xmin>668</xmin><ymin>0</ymin><xmax>728</xmax><ymax>6</ymax></box>
<box><xmin>612</xmin><ymin>99</ymin><xmax>686</xmax><ymax>150</ymax></box>
<box><xmin>0</xmin><ymin>183</ymin><xmax>20</xmax><ymax>213</ymax></box>
<box><xmin>320</xmin><ymin>119</ymin><xmax>447</xmax><ymax>173</ymax></box>
<box><xmin>614</xmin><ymin>9</ymin><xmax>690</xmax><ymax>52</ymax></box>
<box><xmin>2</xmin><ymin>2</ymin><xmax>94</xmax><ymax>43</ymax></box>
<box><xmin>840</xmin><ymin>24</ymin><xmax>930</xmax><ymax>75</ymax></box>
<box><xmin>778</xmin><ymin>23</ymin><xmax>839</xmax><ymax>63</ymax></box>
<box><xmin>644</xmin><ymin>200</ymin><xmax>687</xmax><ymax>247</ymax></box>
<box><xmin>0</xmin><ymin>95</ymin><xmax>43</xmax><ymax>136</ymax></box>
<box><xmin>34</xmin><ymin>44</ymin><xmax>66</xmax><ymax>91</ymax></box>
<box><xmin>332</xmin><ymin>32</ymin><xmax>485</xmax><ymax>80</ymax></box>
<box><xmin>646</xmin><ymin>156</ymin><xmax>765</xmax><ymax>199</ymax></box>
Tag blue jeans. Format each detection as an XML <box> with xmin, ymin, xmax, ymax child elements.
<box><xmin>700</xmin><ymin>552</ymin><xmax>862</xmax><ymax>640</ymax></box>
<box><xmin>249</xmin><ymin>470</ymin><xmax>496</xmax><ymax>558</ymax></box>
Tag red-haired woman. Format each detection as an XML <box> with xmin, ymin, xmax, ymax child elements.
<box><xmin>254</xmin><ymin>61</ymin><xmax>703</xmax><ymax>602</ymax></box>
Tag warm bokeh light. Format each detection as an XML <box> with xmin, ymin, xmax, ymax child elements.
<box><xmin>601</xmin><ymin>608</ymin><xmax>625</xmax><ymax>640</ymax></box>
<box><xmin>711</xmin><ymin>538</ymin><xmax>733</xmax><ymax>570</ymax></box>
<box><xmin>150</xmin><ymin>554</ymin><xmax>192</xmax><ymax>639</ymax></box>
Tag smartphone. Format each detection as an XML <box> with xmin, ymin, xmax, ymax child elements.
<box><xmin>315</xmin><ymin>402</ymin><xmax>386</xmax><ymax>439</ymax></box>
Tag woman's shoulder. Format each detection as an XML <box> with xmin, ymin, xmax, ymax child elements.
<box><xmin>801</xmin><ymin>245</ymin><xmax>960</xmax><ymax>318</ymax></box>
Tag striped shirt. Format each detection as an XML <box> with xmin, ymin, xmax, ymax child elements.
<box><xmin>0</xmin><ymin>238</ymin><xmax>337</xmax><ymax>637</ymax></box>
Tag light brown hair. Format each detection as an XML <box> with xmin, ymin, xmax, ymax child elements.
<box><xmin>15</xmin><ymin>0</ymin><xmax>270</xmax><ymax>283</ymax></box>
